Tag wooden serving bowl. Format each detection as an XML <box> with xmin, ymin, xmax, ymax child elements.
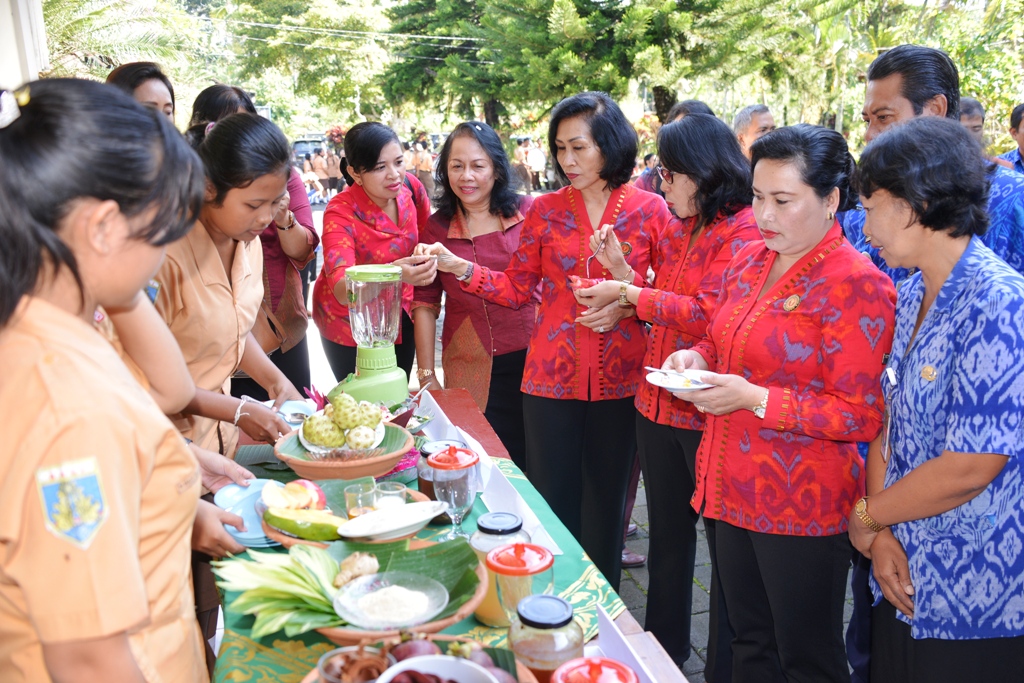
<box><xmin>315</xmin><ymin>558</ymin><xmax>489</xmax><ymax>646</ymax></box>
<box><xmin>274</xmin><ymin>423</ymin><xmax>414</xmax><ymax>480</ymax></box>
<box><xmin>260</xmin><ymin>489</ymin><xmax>431</xmax><ymax>549</ymax></box>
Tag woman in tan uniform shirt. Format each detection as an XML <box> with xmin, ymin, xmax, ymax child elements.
<box><xmin>157</xmin><ymin>113</ymin><xmax>303</xmax><ymax>459</ymax></box>
<box><xmin>0</xmin><ymin>79</ymin><xmax>208</xmax><ymax>682</ymax></box>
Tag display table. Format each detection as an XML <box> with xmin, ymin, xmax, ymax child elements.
<box><xmin>215</xmin><ymin>389</ymin><xmax>686</xmax><ymax>682</ymax></box>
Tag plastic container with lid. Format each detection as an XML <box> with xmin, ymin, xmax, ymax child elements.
<box><xmin>486</xmin><ymin>542</ymin><xmax>555</xmax><ymax>623</ymax></box>
<box><xmin>508</xmin><ymin>595</ymin><xmax>584</xmax><ymax>683</ymax></box>
<box><xmin>551</xmin><ymin>657</ymin><xmax>639</xmax><ymax>683</ymax></box>
<box><xmin>470</xmin><ymin>513</ymin><xmax>532</xmax><ymax>626</ymax></box>
<box><xmin>416</xmin><ymin>440</ymin><xmax>466</xmax><ymax>524</ymax></box>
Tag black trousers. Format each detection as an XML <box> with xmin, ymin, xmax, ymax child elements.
<box><xmin>484</xmin><ymin>349</ymin><xmax>528</xmax><ymax>472</ymax></box>
<box><xmin>522</xmin><ymin>395</ymin><xmax>636</xmax><ymax>592</ymax></box>
<box><xmin>635</xmin><ymin>415</ymin><xmax>701</xmax><ymax>665</ymax></box>
<box><xmin>231</xmin><ymin>335</ymin><xmax>312</xmax><ymax>402</ymax></box>
<box><xmin>871</xmin><ymin>599</ymin><xmax>1024</xmax><ymax>683</ymax></box>
<box><xmin>321</xmin><ymin>313</ymin><xmax>416</xmax><ymax>383</ymax></box>
<box><xmin>715</xmin><ymin>522</ymin><xmax>851</xmax><ymax>683</ymax></box>
<box><xmin>703</xmin><ymin>517</ymin><xmax>733</xmax><ymax>683</ymax></box>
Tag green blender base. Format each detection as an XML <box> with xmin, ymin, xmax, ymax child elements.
<box><xmin>328</xmin><ymin>345</ymin><xmax>408</xmax><ymax>406</ymax></box>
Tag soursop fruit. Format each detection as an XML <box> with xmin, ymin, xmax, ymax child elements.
<box><xmin>330</xmin><ymin>392</ymin><xmax>360</xmax><ymax>430</ymax></box>
<box><xmin>357</xmin><ymin>401</ymin><xmax>382</xmax><ymax>428</ymax></box>
<box><xmin>302</xmin><ymin>414</ymin><xmax>347</xmax><ymax>448</ymax></box>
<box><xmin>346</xmin><ymin>425</ymin><xmax>377</xmax><ymax>450</ymax></box>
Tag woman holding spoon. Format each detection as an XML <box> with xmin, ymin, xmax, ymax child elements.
<box><xmin>417</xmin><ymin>92</ymin><xmax>672</xmax><ymax>589</ymax></box>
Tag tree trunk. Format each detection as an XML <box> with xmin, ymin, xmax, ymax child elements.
<box><xmin>652</xmin><ymin>85</ymin><xmax>675</xmax><ymax>123</ymax></box>
<box><xmin>483</xmin><ymin>99</ymin><xmax>500</xmax><ymax>128</ymax></box>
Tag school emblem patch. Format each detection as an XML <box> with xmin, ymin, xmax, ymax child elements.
<box><xmin>36</xmin><ymin>458</ymin><xmax>107</xmax><ymax>548</ymax></box>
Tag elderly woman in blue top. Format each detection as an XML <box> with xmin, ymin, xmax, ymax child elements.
<box><xmin>847</xmin><ymin>116</ymin><xmax>1024</xmax><ymax>682</ymax></box>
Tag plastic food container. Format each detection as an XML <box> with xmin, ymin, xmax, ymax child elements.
<box><xmin>508</xmin><ymin>595</ymin><xmax>584</xmax><ymax>683</ymax></box>
<box><xmin>470</xmin><ymin>512</ymin><xmax>532</xmax><ymax>626</ymax></box>
<box><xmin>486</xmin><ymin>542</ymin><xmax>555</xmax><ymax>623</ymax></box>
<box><xmin>551</xmin><ymin>657</ymin><xmax>639</xmax><ymax>683</ymax></box>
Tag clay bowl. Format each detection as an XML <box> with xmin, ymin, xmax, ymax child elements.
<box><xmin>274</xmin><ymin>423</ymin><xmax>414</xmax><ymax>480</ymax></box>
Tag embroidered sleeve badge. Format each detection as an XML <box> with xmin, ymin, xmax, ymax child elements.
<box><xmin>36</xmin><ymin>458</ymin><xmax>107</xmax><ymax>548</ymax></box>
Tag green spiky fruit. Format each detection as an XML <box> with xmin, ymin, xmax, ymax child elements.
<box><xmin>357</xmin><ymin>401</ymin><xmax>382</xmax><ymax>428</ymax></box>
<box><xmin>330</xmin><ymin>392</ymin><xmax>360</xmax><ymax>430</ymax></box>
<box><xmin>302</xmin><ymin>414</ymin><xmax>347</xmax><ymax>448</ymax></box>
<box><xmin>346</xmin><ymin>425</ymin><xmax>376</xmax><ymax>450</ymax></box>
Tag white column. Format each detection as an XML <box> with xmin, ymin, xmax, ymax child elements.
<box><xmin>1</xmin><ymin>0</ymin><xmax>49</xmax><ymax>90</ymax></box>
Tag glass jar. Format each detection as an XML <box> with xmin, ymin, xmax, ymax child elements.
<box><xmin>470</xmin><ymin>512</ymin><xmax>532</xmax><ymax>627</ymax></box>
<box><xmin>508</xmin><ymin>595</ymin><xmax>584</xmax><ymax>683</ymax></box>
<box><xmin>551</xmin><ymin>657</ymin><xmax>639</xmax><ymax>683</ymax></box>
<box><xmin>427</xmin><ymin>446</ymin><xmax>480</xmax><ymax>541</ymax></box>
<box><xmin>417</xmin><ymin>439</ymin><xmax>467</xmax><ymax>523</ymax></box>
<box><xmin>486</xmin><ymin>542</ymin><xmax>555</xmax><ymax>623</ymax></box>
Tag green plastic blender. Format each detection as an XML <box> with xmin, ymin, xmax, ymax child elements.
<box><xmin>326</xmin><ymin>264</ymin><xmax>408</xmax><ymax>406</ymax></box>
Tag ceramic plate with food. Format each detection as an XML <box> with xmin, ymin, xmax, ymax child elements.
<box><xmin>338</xmin><ymin>500</ymin><xmax>448</xmax><ymax>542</ymax></box>
<box><xmin>645</xmin><ymin>369</ymin><xmax>714</xmax><ymax>392</ymax></box>
<box><xmin>333</xmin><ymin>571</ymin><xmax>448</xmax><ymax>630</ymax></box>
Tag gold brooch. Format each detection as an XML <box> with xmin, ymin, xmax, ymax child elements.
<box><xmin>783</xmin><ymin>295</ymin><xmax>801</xmax><ymax>312</ymax></box>
<box><xmin>921</xmin><ymin>366</ymin><xmax>937</xmax><ymax>381</ymax></box>
<box><xmin>620</xmin><ymin>241</ymin><xmax>632</xmax><ymax>256</ymax></box>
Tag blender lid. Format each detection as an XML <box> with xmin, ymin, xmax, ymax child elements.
<box><xmin>486</xmin><ymin>542</ymin><xmax>554</xmax><ymax>575</ymax></box>
<box><xmin>346</xmin><ymin>264</ymin><xmax>402</xmax><ymax>282</ymax></box>
<box><xmin>426</xmin><ymin>446</ymin><xmax>479</xmax><ymax>470</ymax></box>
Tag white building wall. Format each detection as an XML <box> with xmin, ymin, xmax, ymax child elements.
<box><xmin>1</xmin><ymin>0</ymin><xmax>48</xmax><ymax>90</ymax></box>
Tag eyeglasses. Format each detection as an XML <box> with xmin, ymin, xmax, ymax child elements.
<box><xmin>657</xmin><ymin>165</ymin><xmax>675</xmax><ymax>184</ymax></box>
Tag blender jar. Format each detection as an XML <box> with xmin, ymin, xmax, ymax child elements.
<box><xmin>345</xmin><ymin>264</ymin><xmax>402</xmax><ymax>348</ymax></box>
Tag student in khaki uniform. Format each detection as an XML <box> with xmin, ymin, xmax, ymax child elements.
<box><xmin>0</xmin><ymin>79</ymin><xmax>209</xmax><ymax>682</ymax></box>
<box><xmin>162</xmin><ymin>113</ymin><xmax>303</xmax><ymax>459</ymax></box>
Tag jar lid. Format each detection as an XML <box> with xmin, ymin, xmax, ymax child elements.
<box><xmin>426</xmin><ymin>446</ymin><xmax>479</xmax><ymax>470</ymax></box>
<box><xmin>551</xmin><ymin>657</ymin><xmax>639</xmax><ymax>683</ymax></box>
<box><xmin>477</xmin><ymin>512</ymin><xmax>524</xmax><ymax>535</ymax></box>
<box><xmin>515</xmin><ymin>594</ymin><xmax>573</xmax><ymax>629</ymax></box>
<box><xmin>345</xmin><ymin>264</ymin><xmax>402</xmax><ymax>282</ymax></box>
<box><xmin>486</xmin><ymin>542</ymin><xmax>554</xmax><ymax>576</ymax></box>
<box><xmin>420</xmin><ymin>439</ymin><xmax>468</xmax><ymax>456</ymax></box>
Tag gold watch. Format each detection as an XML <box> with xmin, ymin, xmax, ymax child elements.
<box><xmin>618</xmin><ymin>282</ymin><xmax>631</xmax><ymax>307</ymax></box>
<box><xmin>854</xmin><ymin>497</ymin><xmax>886</xmax><ymax>532</ymax></box>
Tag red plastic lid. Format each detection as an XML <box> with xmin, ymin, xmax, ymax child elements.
<box><xmin>551</xmin><ymin>657</ymin><xmax>639</xmax><ymax>683</ymax></box>
<box><xmin>485</xmin><ymin>542</ymin><xmax>554</xmax><ymax>576</ymax></box>
<box><xmin>425</xmin><ymin>446</ymin><xmax>479</xmax><ymax>470</ymax></box>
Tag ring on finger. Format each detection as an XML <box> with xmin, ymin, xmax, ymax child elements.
<box><xmin>696</xmin><ymin>405</ymin><xmax>706</xmax><ymax>413</ymax></box>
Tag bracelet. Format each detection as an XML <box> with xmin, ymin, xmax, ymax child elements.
<box><xmin>233</xmin><ymin>395</ymin><xmax>259</xmax><ymax>425</ymax></box>
<box><xmin>416</xmin><ymin>368</ymin><xmax>435</xmax><ymax>380</ymax></box>
<box><xmin>275</xmin><ymin>211</ymin><xmax>296</xmax><ymax>231</ymax></box>
<box><xmin>617</xmin><ymin>268</ymin><xmax>633</xmax><ymax>284</ymax></box>
<box><xmin>752</xmin><ymin>388</ymin><xmax>769</xmax><ymax>418</ymax></box>
<box><xmin>456</xmin><ymin>262</ymin><xmax>475</xmax><ymax>282</ymax></box>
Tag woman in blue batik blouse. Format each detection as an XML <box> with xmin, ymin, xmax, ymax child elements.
<box><xmin>848</xmin><ymin>116</ymin><xmax>1024</xmax><ymax>682</ymax></box>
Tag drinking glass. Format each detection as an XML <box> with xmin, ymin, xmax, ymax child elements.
<box><xmin>344</xmin><ymin>482</ymin><xmax>376</xmax><ymax>519</ymax></box>
<box><xmin>374</xmin><ymin>481</ymin><xmax>407</xmax><ymax>509</ymax></box>
<box><xmin>427</xmin><ymin>447</ymin><xmax>480</xmax><ymax>541</ymax></box>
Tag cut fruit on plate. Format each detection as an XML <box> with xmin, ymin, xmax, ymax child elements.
<box><xmin>263</xmin><ymin>507</ymin><xmax>350</xmax><ymax>542</ymax></box>
<box><xmin>338</xmin><ymin>501</ymin><xmax>448</xmax><ymax>542</ymax></box>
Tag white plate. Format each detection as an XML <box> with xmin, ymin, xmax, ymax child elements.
<box><xmin>297</xmin><ymin>415</ymin><xmax>385</xmax><ymax>455</ymax></box>
<box><xmin>214</xmin><ymin>480</ymin><xmax>282</xmax><ymax>541</ymax></box>
<box><xmin>375</xmin><ymin>656</ymin><xmax>500</xmax><ymax>683</ymax></box>
<box><xmin>333</xmin><ymin>572</ymin><xmax>448</xmax><ymax>630</ymax></box>
<box><xmin>338</xmin><ymin>500</ymin><xmax>448</xmax><ymax>541</ymax></box>
<box><xmin>645</xmin><ymin>369</ymin><xmax>715</xmax><ymax>392</ymax></box>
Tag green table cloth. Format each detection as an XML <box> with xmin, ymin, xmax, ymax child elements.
<box><xmin>214</xmin><ymin>451</ymin><xmax>625</xmax><ymax>682</ymax></box>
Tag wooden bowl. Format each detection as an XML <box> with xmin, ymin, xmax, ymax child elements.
<box><xmin>315</xmin><ymin>560</ymin><xmax>489</xmax><ymax>646</ymax></box>
<box><xmin>260</xmin><ymin>489</ymin><xmax>431</xmax><ymax>549</ymax></box>
<box><xmin>274</xmin><ymin>423</ymin><xmax>414</xmax><ymax>480</ymax></box>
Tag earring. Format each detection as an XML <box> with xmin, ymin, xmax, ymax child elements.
<box><xmin>827</xmin><ymin>211</ymin><xmax>835</xmax><ymax>222</ymax></box>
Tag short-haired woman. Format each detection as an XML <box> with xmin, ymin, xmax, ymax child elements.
<box><xmin>664</xmin><ymin>124</ymin><xmax>897</xmax><ymax>681</ymax></box>
<box><xmin>312</xmin><ymin>122</ymin><xmax>436</xmax><ymax>382</ymax></box>
<box><xmin>412</xmin><ymin>121</ymin><xmax>535</xmax><ymax>468</ymax></box>
<box><xmin>849</xmin><ymin>116</ymin><xmax>1024</xmax><ymax>682</ymax></box>
<box><xmin>420</xmin><ymin>92</ymin><xmax>673</xmax><ymax>588</ymax></box>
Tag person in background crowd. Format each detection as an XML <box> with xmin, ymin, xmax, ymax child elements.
<box><xmin>412</xmin><ymin>121</ymin><xmax>535</xmax><ymax>469</ymax></box>
<box><xmin>303</xmin><ymin>152</ymin><xmax>313</xmax><ymax>175</ymax></box>
<box><xmin>0</xmin><ymin>78</ymin><xmax>208</xmax><ymax>682</ymax></box>
<box><xmin>665</xmin><ymin>124</ymin><xmax>896</xmax><ymax>683</ymax></box>
<box><xmin>105</xmin><ymin>61</ymin><xmax>175</xmax><ymax>122</ymax></box>
<box><xmin>850</xmin><ymin>116</ymin><xmax>1024</xmax><ymax>683</ymax></box>
<box><xmin>185</xmin><ymin>87</ymin><xmax>319</xmax><ymax>405</ymax></box>
<box><xmin>403</xmin><ymin>141</ymin><xmax>416</xmax><ymax>169</ymax></box>
<box><xmin>312</xmin><ymin>122</ymin><xmax>435</xmax><ymax>382</ymax></box>
<box><xmin>851</xmin><ymin>45</ymin><xmax>1024</xmax><ymax>282</ymax></box>
<box><xmin>997</xmin><ymin>102</ymin><xmax>1024</xmax><ymax>174</ymax></box>
<box><xmin>959</xmin><ymin>97</ymin><xmax>1014</xmax><ymax>169</ymax></box>
<box><xmin>732</xmin><ymin>103</ymin><xmax>777</xmax><ymax>159</ymax></box>
<box><xmin>632</xmin><ymin>153</ymin><xmax>659</xmax><ymax>191</ymax></box>
<box><xmin>326</xmin><ymin>147</ymin><xmax>343</xmax><ymax>197</ymax></box>
<box><xmin>527</xmin><ymin>139</ymin><xmax>548</xmax><ymax>191</ymax></box>
<box><xmin>576</xmin><ymin>113</ymin><xmax>759</xmax><ymax>675</ymax></box>
<box><xmin>636</xmin><ymin>99</ymin><xmax>715</xmax><ymax>194</ymax></box>
<box><xmin>513</xmin><ymin>138</ymin><xmax>532</xmax><ymax>189</ymax></box>
<box><xmin>420</xmin><ymin>92</ymin><xmax>673</xmax><ymax>591</ymax></box>
<box><xmin>415</xmin><ymin>141</ymin><xmax>436</xmax><ymax>201</ymax></box>
<box><xmin>312</xmin><ymin>148</ymin><xmax>331</xmax><ymax>202</ymax></box>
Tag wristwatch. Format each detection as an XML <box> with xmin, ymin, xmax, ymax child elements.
<box><xmin>618</xmin><ymin>282</ymin><xmax>631</xmax><ymax>307</ymax></box>
<box><xmin>456</xmin><ymin>263</ymin><xmax>475</xmax><ymax>282</ymax></box>
<box><xmin>854</xmin><ymin>496</ymin><xmax>887</xmax><ymax>532</ymax></box>
<box><xmin>276</xmin><ymin>211</ymin><xmax>296</xmax><ymax>231</ymax></box>
<box><xmin>752</xmin><ymin>388</ymin><xmax>769</xmax><ymax>418</ymax></box>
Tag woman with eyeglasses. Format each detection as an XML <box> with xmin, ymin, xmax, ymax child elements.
<box><xmin>574</xmin><ymin>114</ymin><xmax>759</xmax><ymax>671</ymax></box>
<box><xmin>312</xmin><ymin>122</ymin><xmax>435</xmax><ymax>381</ymax></box>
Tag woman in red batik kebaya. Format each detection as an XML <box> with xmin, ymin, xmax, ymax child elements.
<box><xmin>419</xmin><ymin>92</ymin><xmax>673</xmax><ymax>590</ymax></box>
<box><xmin>664</xmin><ymin>125</ymin><xmax>896</xmax><ymax>682</ymax></box>
<box><xmin>575</xmin><ymin>113</ymin><xmax>759</xmax><ymax>672</ymax></box>
<box><xmin>312</xmin><ymin>122</ymin><xmax>434</xmax><ymax>382</ymax></box>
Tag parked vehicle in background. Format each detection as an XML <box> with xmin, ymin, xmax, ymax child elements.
<box><xmin>293</xmin><ymin>133</ymin><xmax>326</xmax><ymax>166</ymax></box>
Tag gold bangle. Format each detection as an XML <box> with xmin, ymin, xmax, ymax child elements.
<box><xmin>416</xmin><ymin>368</ymin><xmax>434</xmax><ymax>380</ymax></box>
